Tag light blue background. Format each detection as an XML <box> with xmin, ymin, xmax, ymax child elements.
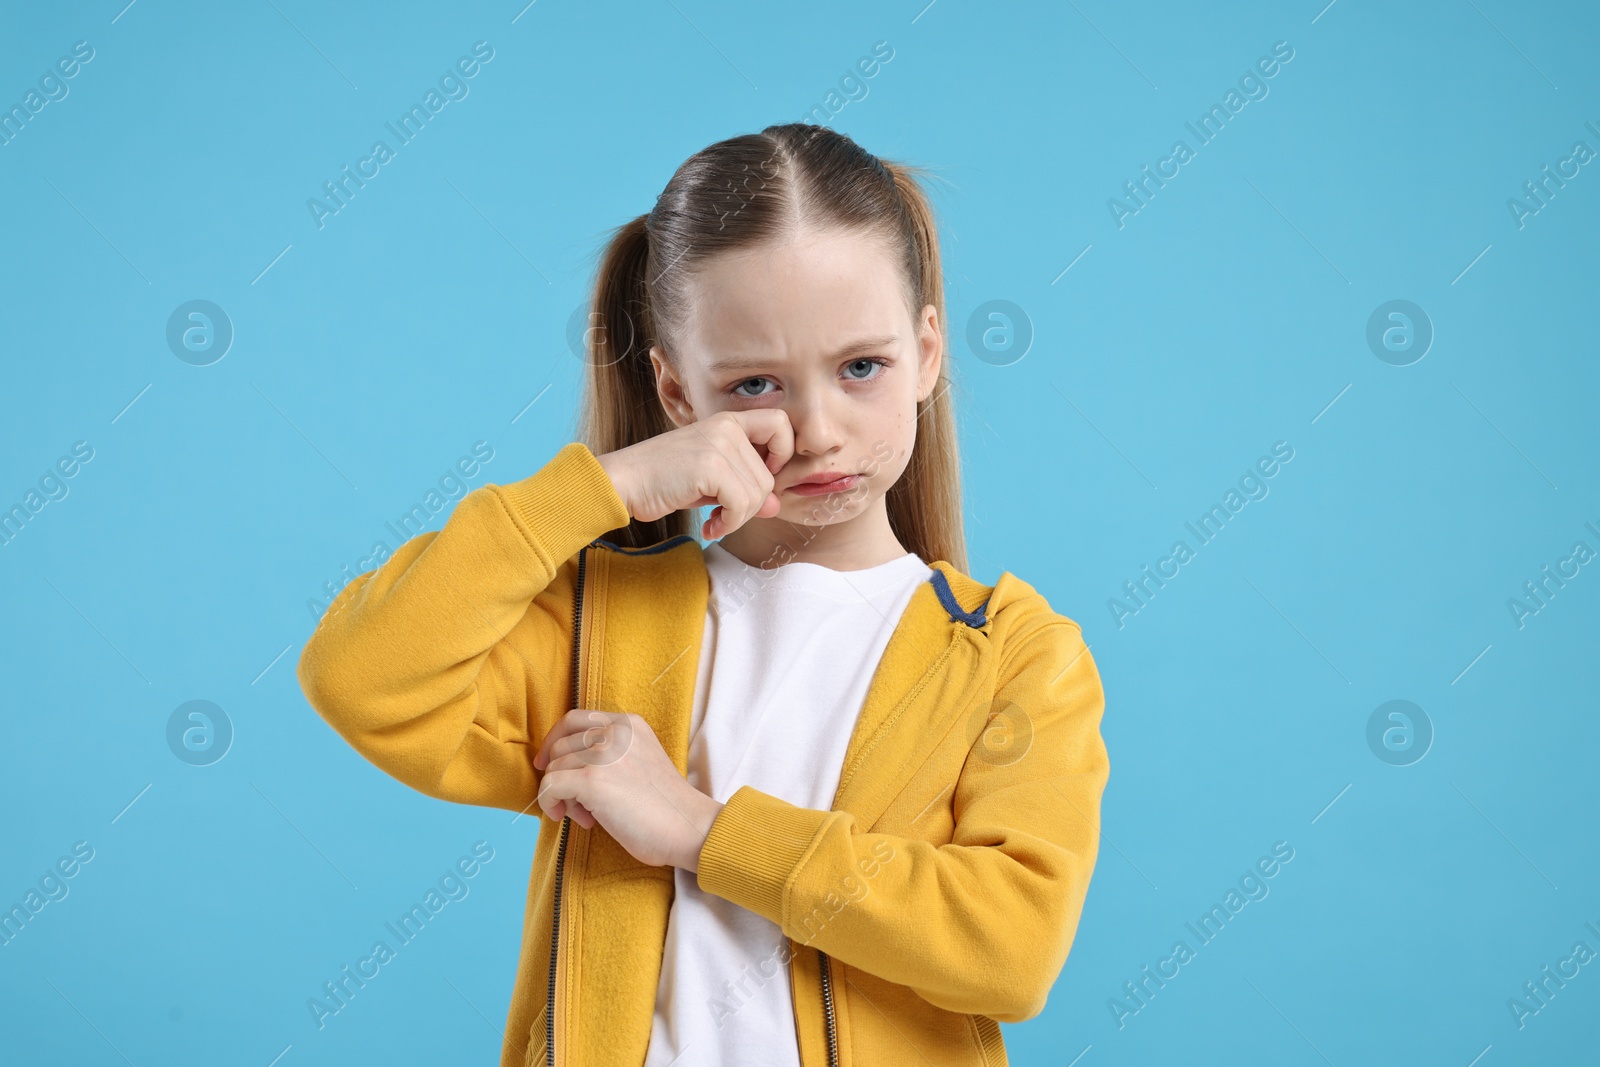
<box><xmin>3</xmin><ymin>1</ymin><xmax>1597</xmax><ymax>1064</ymax></box>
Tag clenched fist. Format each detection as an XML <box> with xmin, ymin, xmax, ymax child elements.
<box><xmin>595</xmin><ymin>409</ymin><xmax>794</xmax><ymax>541</ymax></box>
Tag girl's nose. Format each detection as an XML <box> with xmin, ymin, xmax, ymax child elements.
<box><xmin>785</xmin><ymin>399</ymin><xmax>846</xmax><ymax>457</ymax></box>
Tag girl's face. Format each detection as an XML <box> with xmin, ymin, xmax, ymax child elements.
<box><xmin>649</xmin><ymin>225</ymin><xmax>942</xmax><ymax>531</ymax></box>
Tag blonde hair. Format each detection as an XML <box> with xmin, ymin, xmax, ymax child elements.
<box><xmin>574</xmin><ymin>122</ymin><xmax>966</xmax><ymax>572</ymax></box>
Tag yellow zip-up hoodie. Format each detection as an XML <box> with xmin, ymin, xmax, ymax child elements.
<box><xmin>297</xmin><ymin>441</ymin><xmax>1110</xmax><ymax>1067</ymax></box>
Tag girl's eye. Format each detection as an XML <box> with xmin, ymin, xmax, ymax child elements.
<box><xmin>732</xmin><ymin>377</ymin><xmax>773</xmax><ymax>398</ymax></box>
<box><xmin>729</xmin><ymin>357</ymin><xmax>888</xmax><ymax>398</ymax></box>
<box><xmin>844</xmin><ymin>357</ymin><xmax>889</xmax><ymax>381</ymax></box>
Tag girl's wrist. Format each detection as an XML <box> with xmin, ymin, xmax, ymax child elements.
<box><xmin>680</xmin><ymin>792</ymin><xmax>725</xmax><ymax>874</ymax></box>
<box><xmin>594</xmin><ymin>449</ymin><xmax>633</xmax><ymax>518</ymax></box>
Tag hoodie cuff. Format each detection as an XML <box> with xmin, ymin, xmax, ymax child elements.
<box><xmin>493</xmin><ymin>442</ymin><xmax>631</xmax><ymax>564</ymax></box>
<box><xmin>695</xmin><ymin>785</ymin><xmax>836</xmax><ymax>926</ymax></box>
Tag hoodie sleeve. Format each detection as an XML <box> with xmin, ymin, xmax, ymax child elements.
<box><xmin>296</xmin><ymin>442</ymin><xmax>631</xmax><ymax>814</ymax></box>
<box><xmin>693</xmin><ymin>610</ymin><xmax>1110</xmax><ymax>1023</ymax></box>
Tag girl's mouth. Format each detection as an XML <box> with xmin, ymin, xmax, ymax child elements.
<box><xmin>785</xmin><ymin>474</ymin><xmax>863</xmax><ymax>496</ymax></box>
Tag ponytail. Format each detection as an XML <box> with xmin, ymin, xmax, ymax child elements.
<box><xmin>575</xmin><ymin>216</ymin><xmax>688</xmax><ymax>548</ymax></box>
<box><xmin>879</xmin><ymin>158</ymin><xmax>965</xmax><ymax>572</ymax></box>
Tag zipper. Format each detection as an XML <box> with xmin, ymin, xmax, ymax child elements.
<box><xmin>819</xmin><ymin>948</ymin><xmax>839</xmax><ymax>1067</ymax></box>
<box><xmin>547</xmin><ymin>544</ymin><xmax>588</xmax><ymax>1067</ymax></box>
<box><xmin>551</xmin><ymin>543</ymin><xmax>843</xmax><ymax>1067</ymax></box>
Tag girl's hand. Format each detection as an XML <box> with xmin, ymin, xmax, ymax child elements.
<box><xmin>533</xmin><ymin>708</ymin><xmax>725</xmax><ymax>871</ymax></box>
<box><xmin>595</xmin><ymin>409</ymin><xmax>794</xmax><ymax>541</ymax></box>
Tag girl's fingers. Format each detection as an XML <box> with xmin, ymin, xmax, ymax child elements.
<box><xmin>719</xmin><ymin>454</ymin><xmax>775</xmax><ymax>538</ymax></box>
<box><xmin>533</xmin><ymin>711</ymin><xmax>575</xmax><ymax>769</ymax></box>
<box><xmin>733</xmin><ymin>408</ymin><xmax>795</xmax><ymax>475</ymax></box>
<box><xmin>538</xmin><ymin>768</ymin><xmax>584</xmax><ymax>816</ymax></box>
<box><xmin>534</xmin><ymin>708</ymin><xmax>614</xmax><ymax>770</ymax></box>
<box><xmin>539</xmin><ymin>710</ymin><xmax>637</xmax><ymax>773</ymax></box>
<box><xmin>536</xmin><ymin>773</ymin><xmax>569</xmax><ymax>820</ymax></box>
<box><xmin>538</xmin><ymin>768</ymin><xmax>598</xmax><ymax>827</ymax></box>
<box><xmin>706</xmin><ymin>410</ymin><xmax>791</xmax><ymax>536</ymax></box>
<box><xmin>547</xmin><ymin>796</ymin><xmax>588</xmax><ymax>824</ymax></box>
<box><xmin>703</xmin><ymin>491</ymin><xmax>781</xmax><ymax>540</ymax></box>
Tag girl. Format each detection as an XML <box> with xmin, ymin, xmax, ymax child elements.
<box><xmin>298</xmin><ymin>122</ymin><xmax>1109</xmax><ymax>1067</ymax></box>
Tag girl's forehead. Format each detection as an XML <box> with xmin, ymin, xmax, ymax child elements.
<box><xmin>677</xmin><ymin>233</ymin><xmax>909</xmax><ymax>358</ymax></box>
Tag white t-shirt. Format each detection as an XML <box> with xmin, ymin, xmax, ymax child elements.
<box><xmin>641</xmin><ymin>540</ymin><xmax>933</xmax><ymax>1067</ymax></box>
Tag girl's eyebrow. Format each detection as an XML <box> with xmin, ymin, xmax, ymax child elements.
<box><xmin>706</xmin><ymin>335</ymin><xmax>899</xmax><ymax>374</ymax></box>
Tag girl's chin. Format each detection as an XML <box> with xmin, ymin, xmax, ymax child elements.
<box><xmin>776</xmin><ymin>487</ymin><xmax>874</xmax><ymax>525</ymax></box>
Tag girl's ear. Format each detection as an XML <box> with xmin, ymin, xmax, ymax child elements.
<box><xmin>914</xmin><ymin>303</ymin><xmax>943</xmax><ymax>403</ymax></box>
<box><xmin>650</xmin><ymin>344</ymin><xmax>696</xmax><ymax>428</ymax></box>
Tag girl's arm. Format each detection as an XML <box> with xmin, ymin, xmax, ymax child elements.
<box><xmin>693</xmin><ymin>610</ymin><xmax>1109</xmax><ymax>1023</ymax></box>
<box><xmin>296</xmin><ymin>442</ymin><xmax>631</xmax><ymax>813</ymax></box>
